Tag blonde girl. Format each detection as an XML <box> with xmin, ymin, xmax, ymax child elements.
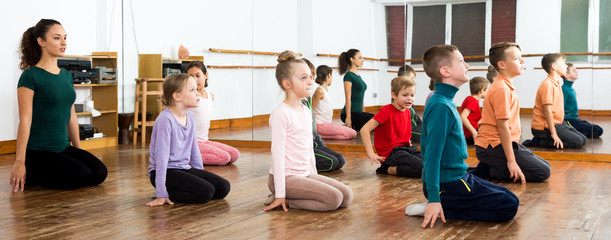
<box><xmin>146</xmin><ymin>73</ymin><xmax>230</xmax><ymax>207</ymax></box>
<box><xmin>264</xmin><ymin>51</ymin><xmax>353</xmax><ymax>212</ymax></box>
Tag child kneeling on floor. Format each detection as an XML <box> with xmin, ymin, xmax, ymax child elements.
<box><xmin>405</xmin><ymin>45</ymin><xmax>519</xmax><ymax>228</ymax></box>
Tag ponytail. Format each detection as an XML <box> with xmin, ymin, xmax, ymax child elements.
<box><xmin>337</xmin><ymin>48</ymin><xmax>359</xmax><ymax>75</ymax></box>
<box><xmin>19</xmin><ymin>19</ymin><xmax>61</xmax><ymax>70</ymax></box>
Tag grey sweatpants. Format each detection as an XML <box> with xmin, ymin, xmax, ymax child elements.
<box><xmin>268</xmin><ymin>174</ymin><xmax>353</xmax><ymax>211</ymax></box>
<box><xmin>475</xmin><ymin>142</ymin><xmax>551</xmax><ymax>182</ymax></box>
<box><xmin>531</xmin><ymin>122</ymin><xmax>587</xmax><ymax>149</ymax></box>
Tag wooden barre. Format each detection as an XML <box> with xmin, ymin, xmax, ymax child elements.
<box><xmin>329</xmin><ymin>67</ymin><xmax>379</xmax><ymax>71</ymax></box>
<box><xmin>209</xmin><ymin>48</ymin><xmax>302</xmax><ymax>56</ymax></box>
<box><xmin>317</xmin><ymin>53</ymin><xmax>404</xmax><ymax>62</ymax></box>
<box><xmin>207</xmin><ymin>65</ymin><xmax>277</xmax><ymax>69</ymax></box>
<box><xmin>534</xmin><ymin>67</ymin><xmax>611</xmax><ymax>70</ymax></box>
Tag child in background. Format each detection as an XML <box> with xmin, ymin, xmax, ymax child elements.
<box><xmin>527</xmin><ymin>54</ymin><xmax>587</xmax><ymax>149</ymax></box>
<box><xmin>487</xmin><ymin>65</ymin><xmax>498</xmax><ymax>83</ymax></box>
<box><xmin>424</xmin><ymin>79</ymin><xmax>435</xmax><ymax>107</ymax></box>
<box><xmin>474</xmin><ymin>42</ymin><xmax>550</xmax><ymax>183</ymax></box>
<box><xmin>264</xmin><ymin>51</ymin><xmax>352</xmax><ymax>212</ymax></box>
<box><xmin>186</xmin><ymin>61</ymin><xmax>240</xmax><ymax>165</ymax></box>
<box><xmin>397</xmin><ymin>64</ymin><xmax>422</xmax><ymax>142</ymax></box>
<box><xmin>460</xmin><ymin>77</ymin><xmax>489</xmax><ymax>144</ymax></box>
<box><xmin>562</xmin><ymin>63</ymin><xmax>603</xmax><ymax>138</ymax></box>
<box><xmin>311</xmin><ymin>65</ymin><xmax>357</xmax><ymax>140</ymax></box>
<box><xmin>147</xmin><ymin>73</ymin><xmax>230</xmax><ymax>207</ymax></box>
<box><xmin>360</xmin><ymin>76</ymin><xmax>423</xmax><ymax>178</ymax></box>
<box><xmin>302</xmin><ymin>59</ymin><xmax>346</xmax><ymax>171</ymax></box>
<box><xmin>406</xmin><ymin>45</ymin><xmax>518</xmax><ymax>228</ymax></box>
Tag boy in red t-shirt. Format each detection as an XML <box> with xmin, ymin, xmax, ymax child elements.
<box><xmin>360</xmin><ymin>76</ymin><xmax>423</xmax><ymax>178</ymax></box>
<box><xmin>460</xmin><ymin>76</ymin><xmax>489</xmax><ymax>144</ymax></box>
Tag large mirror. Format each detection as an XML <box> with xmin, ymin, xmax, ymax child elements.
<box><xmin>116</xmin><ymin>0</ymin><xmax>608</xmax><ymax>156</ymax></box>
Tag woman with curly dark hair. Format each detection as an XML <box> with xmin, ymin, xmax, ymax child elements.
<box><xmin>10</xmin><ymin>19</ymin><xmax>107</xmax><ymax>192</ymax></box>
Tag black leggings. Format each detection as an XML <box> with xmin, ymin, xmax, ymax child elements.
<box><xmin>314</xmin><ymin>146</ymin><xmax>345</xmax><ymax>172</ymax></box>
<box><xmin>25</xmin><ymin>146</ymin><xmax>107</xmax><ymax>189</ymax></box>
<box><xmin>383</xmin><ymin>145</ymin><xmax>423</xmax><ymax>178</ymax></box>
<box><xmin>149</xmin><ymin>168</ymin><xmax>230</xmax><ymax>204</ymax></box>
<box><xmin>340</xmin><ymin>112</ymin><xmax>375</xmax><ymax>131</ymax></box>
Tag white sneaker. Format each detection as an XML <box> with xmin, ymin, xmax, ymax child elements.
<box><xmin>263</xmin><ymin>194</ymin><xmax>275</xmax><ymax>205</ymax></box>
<box><xmin>405</xmin><ymin>202</ymin><xmax>427</xmax><ymax>216</ymax></box>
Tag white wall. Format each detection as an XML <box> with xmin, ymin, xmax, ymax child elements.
<box><xmin>0</xmin><ymin>0</ymin><xmax>121</xmax><ymax>141</ymax></box>
<box><xmin>3</xmin><ymin>0</ymin><xmax>610</xmax><ymax>142</ymax></box>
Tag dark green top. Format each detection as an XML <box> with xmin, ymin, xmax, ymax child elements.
<box><xmin>341</xmin><ymin>71</ymin><xmax>367</xmax><ymax>114</ymax></box>
<box><xmin>562</xmin><ymin>79</ymin><xmax>579</xmax><ymax>120</ymax></box>
<box><xmin>17</xmin><ymin>66</ymin><xmax>75</xmax><ymax>152</ymax></box>
<box><xmin>421</xmin><ymin>83</ymin><xmax>469</xmax><ymax>203</ymax></box>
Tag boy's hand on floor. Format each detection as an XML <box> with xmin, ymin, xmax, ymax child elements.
<box><xmin>421</xmin><ymin>202</ymin><xmax>446</xmax><ymax>228</ymax></box>
<box><xmin>507</xmin><ymin>161</ymin><xmax>526</xmax><ymax>184</ymax></box>
<box><xmin>552</xmin><ymin>134</ymin><xmax>563</xmax><ymax>149</ymax></box>
<box><xmin>367</xmin><ymin>153</ymin><xmax>385</xmax><ymax>165</ymax></box>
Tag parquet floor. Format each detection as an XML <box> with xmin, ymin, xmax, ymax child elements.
<box><xmin>1</xmin><ymin>146</ymin><xmax>609</xmax><ymax>239</ymax></box>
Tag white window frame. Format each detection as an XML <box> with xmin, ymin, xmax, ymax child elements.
<box><xmin>405</xmin><ymin>0</ymin><xmax>492</xmax><ymax>63</ymax></box>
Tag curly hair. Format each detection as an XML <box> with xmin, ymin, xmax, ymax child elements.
<box><xmin>19</xmin><ymin>19</ymin><xmax>61</xmax><ymax>70</ymax></box>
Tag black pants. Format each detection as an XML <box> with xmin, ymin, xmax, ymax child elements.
<box><xmin>340</xmin><ymin>112</ymin><xmax>374</xmax><ymax>131</ymax></box>
<box><xmin>531</xmin><ymin>122</ymin><xmax>587</xmax><ymax>149</ymax></box>
<box><xmin>566</xmin><ymin>118</ymin><xmax>603</xmax><ymax>138</ymax></box>
<box><xmin>25</xmin><ymin>146</ymin><xmax>107</xmax><ymax>189</ymax></box>
<box><xmin>314</xmin><ymin>146</ymin><xmax>345</xmax><ymax>172</ymax></box>
<box><xmin>475</xmin><ymin>142</ymin><xmax>551</xmax><ymax>182</ymax></box>
<box><xmin>423</xmin><ymin>173</ymin><xmax>519</xmax><ymax>222</ymax></box>
<box><xmin>150</xmin><ymin>168</ymin><xmax>230</xmax><ymax>204</ymax></box>
<box><xmin>382</xmin><ymin>145</ymin><xmax>423</xmax><ymax>178</ymax></box>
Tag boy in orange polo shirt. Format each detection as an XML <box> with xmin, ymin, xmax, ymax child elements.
<box><xmin>472</xmin><ymin>42</ymin><xmax>550</xmax><ymax>183</ymax></box>
<box><xmin>524</xmin><ymin>54</ymin><xmax>587</xmax><ymax>149</ymax></box>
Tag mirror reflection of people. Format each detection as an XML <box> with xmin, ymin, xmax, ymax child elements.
<box><xmin>186</xmin><ymin>61</ymin><xmax>240</xmax><ymax>165</ymax></box>
<box><xmin>338</xmin><ymin>49</ymin><xmax>374</xmax><ymax>131</ymax></box>
<box><xmin>10</xmin><ymin>19</ymin><xmax>107</xmax><ymax>192</ymax></box>
<box><xmin>561</xmin><ymin>63</ymin><xmax>603</xmax><ymax>138</ymax></box>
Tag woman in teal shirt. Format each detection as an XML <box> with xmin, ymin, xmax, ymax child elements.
<box><xmin>338</xmin><ymin>49</ymin><xmax>374</xmax><ymax>131</ymax></box>
<box><xmin>10</xmin><ymin>19</ymin><xmax>107</xmax><ymax>192</ymax></box>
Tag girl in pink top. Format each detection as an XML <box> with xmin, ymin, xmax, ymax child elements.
<box><xmin>186</xmin><ymin>61</ymin><xmax>240</xmax><ymax>165</ymax></box>
<box><xmin>312</xmin><ymin>65</ymin><xmax>357</xmax><ymax>140</ymax></box>
<box><xmin>263</xmin><ymin>51</ymin><xmax>353</xmax><ymax>212</ymax></box>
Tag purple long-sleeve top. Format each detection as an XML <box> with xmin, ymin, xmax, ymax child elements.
<box><xmin>148</xmin><ymin>109</ymin><xmax>203</xmax><ymax>198</ymax></box>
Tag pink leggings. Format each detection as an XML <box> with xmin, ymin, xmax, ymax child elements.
<box><xmin>197</xmin><ymin>140</ymin><xmax>240</xmax><ymax>165</ymax></box>
<box><xmin>316</xmin><ymin>122</ymin><xmax>357</xmax><ymax>140</ymax></box>
<box><xmin>268</xmin><ymin>174</ymin><xmax>353</xmax><ymax>211</ymax></box>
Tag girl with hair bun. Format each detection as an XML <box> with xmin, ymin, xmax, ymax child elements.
<box><xmin>264</xmin><ymin>50</ymin><xmax>352</xmax><ymax>212</ymax></box>
<box><xmin>338</xmin><ymin>49</ymin><xmax>374</xmax><ymax>131</ymax></box>
<box><xmin>10</xmin><ymin>19</ymin><xmax>107</xmax><ymax>192</ymax></box>
<box><xmin>312</xmin><ymin>65</ymin><xmax>357</xmax><ymax>140</ymax></box>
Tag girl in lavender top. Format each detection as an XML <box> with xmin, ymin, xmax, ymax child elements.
<box><xmin>146</xmin><ymin>73</ymin><xmax>230</xmax><ymax>207</ymax></box>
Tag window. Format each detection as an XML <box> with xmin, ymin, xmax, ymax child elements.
<box><xmin>408</xmin><ymin>1</ymin><xmax>489</xmax><ymax>63</ymax></box>
<box><xmin>560</xmin><ymin>0</ymin><xmax>611</xmax><ymax>61</ymax></box>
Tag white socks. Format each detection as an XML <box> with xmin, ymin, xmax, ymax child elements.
<box><xmin>405</xmin><ymin>202</ymin><xmax>427</xmax><ymax>216</ymax></box>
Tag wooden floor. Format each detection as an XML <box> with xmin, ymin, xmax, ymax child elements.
<box><xmin>1</xmin><ymin>146</ymin><xmax>610</xmax><ymax>239</ymax></box>
<box><xmin>210</xmin><ymin>114</ymin><xmax>611</xmax><ymax>155</ymax></box>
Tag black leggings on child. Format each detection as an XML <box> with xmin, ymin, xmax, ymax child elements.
<box><xmin>340</xmin><ymin>112</ymin><xmax>375</xmax><ymax>131</ymax></box>
<box><xmin>25</xmin><ymin>146</ymin><xmax>107</xmax><ymax>189</ymax></box>
<box><xmin>379</xmin><ymin>145</ymin><xmax>423</xmax><ymax>178</ymax></box>
<box><xmin>314</xmin><ymin>146</ymin><xmax>345</xmax><ymax>172</ymax></box>
<box><xmin>150</xmin><ymin>168</ymin><xmax>230</xmax><ymax>204</ymax></box>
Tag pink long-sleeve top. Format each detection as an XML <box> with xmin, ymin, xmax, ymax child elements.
<box><xmin>269</xmin><ymin>102</ymin><xmax>318</xmax><ymax>198</ymax></box>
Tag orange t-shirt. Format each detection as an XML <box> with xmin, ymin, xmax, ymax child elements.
<box><xmin>531</xmin><ymin>75</ymin><xmax>564</xmax><ymax>130</ymax></box>
<box><xmin>475</xmin><ymin>75</ymin><xmax>521</xmax><ymax>148</ymax></box>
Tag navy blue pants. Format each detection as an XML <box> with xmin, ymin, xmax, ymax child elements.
<box><xmin>423</xmin><ymin>173</ymin><xmax>519</xmax><ymax>222</ymax></box>
<box><xmin>566</xmin><ymin>118</ymin><xmax>603</xmax><ymax>138</ymax></box>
